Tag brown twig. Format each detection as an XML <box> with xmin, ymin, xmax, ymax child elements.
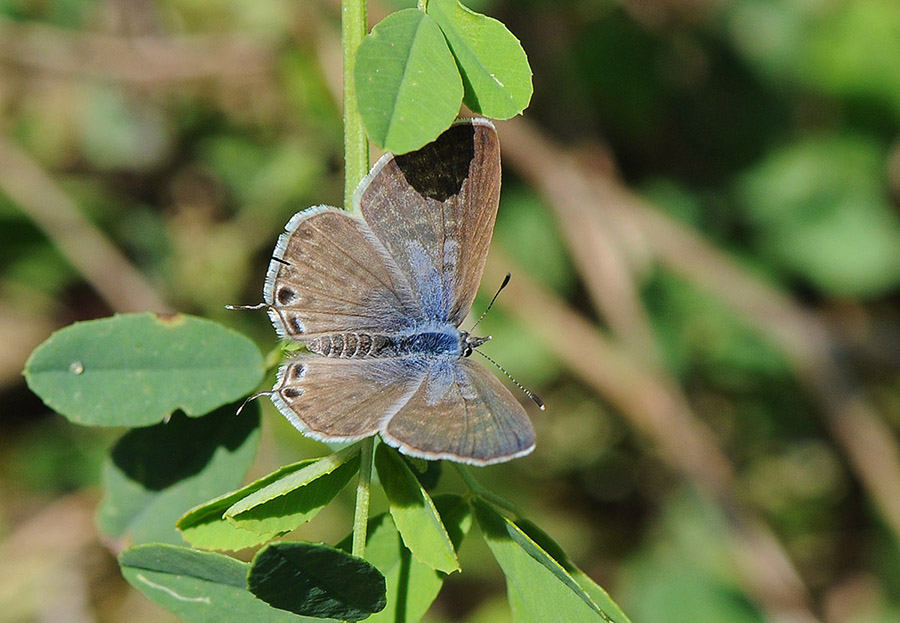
<box><xmin>0</xmin><ymin>136</ymin><xmax>171</xmax><ymax>313</ymax></box>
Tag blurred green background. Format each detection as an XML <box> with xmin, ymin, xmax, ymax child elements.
<box><xmin>2</xmin><ymin>0</ymin><xmax>900</xmax><ymax>621</ymax></box>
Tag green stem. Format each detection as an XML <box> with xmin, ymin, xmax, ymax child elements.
<box><xmin>343</xmin><ymin>0</ymin><xmax>369</xmax><ymax>213</ymax></box>
<box><xmin>344</xmin><ymin>0</ymin><xmax>371</xmax><ymax>560</ymax></box>
<box><xmin>456</xmin><ymin>464</ymin><xmax>526</xmax><ymax>519</ymax></box>
<box><xmin>352</xmin><ymin>437</ymin><xmax>375</xmax><ymax>557</ymax></box>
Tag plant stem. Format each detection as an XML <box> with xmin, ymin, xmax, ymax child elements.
<box><xmin>352</xmin><ymin>437</ymin><xmax>375</xmax><ymax>557</ymax></box>
<box><xmin>456</xmin><ymin>464</ymin><xmax>526</xmax><ymax>518</ymax></box>
<box><xmin>343</xmin><ymin>0</ymin><xmax>369</xmax><ymax>213</ymax></box>
<box><xmin>343</xmin><ymin>0</ymin><xmax>372</xmax><ymax>560</ymax></box>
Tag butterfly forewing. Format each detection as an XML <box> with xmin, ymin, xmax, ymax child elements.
<box><xmin>265</xmin><ymin>206</ymin><xmax>423</xmax><ymax>338</ymax></box>
<box><xmin>381</xmin><ymin>359</ymin><xmax>535</xmax><ymax>465</ymax></box>
<box><xmin>355</xmin><ymin>119</ymin><xmax>501</xmax><ymax>326</ymax></box>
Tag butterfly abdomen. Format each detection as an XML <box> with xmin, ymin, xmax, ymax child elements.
<box><xmin>306</xmin><ymin>333</ymin><xmax>384</xmax><ymax>358</ymax></box>
<box><xmin>307</xmin><ymin>331</ymin><xmax>463</xmax><ymax>359</ymax></box>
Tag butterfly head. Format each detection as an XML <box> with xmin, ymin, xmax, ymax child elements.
<box><xmin>460</xmin><ymin>332</ymin><xmax>491</xmax><ymax>357</ymax></box>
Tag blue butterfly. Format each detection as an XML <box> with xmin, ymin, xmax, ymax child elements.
<box><xmin>263</xmin><ymin>118</ymin><xmax>536</xmax><ymax>465</ymax></box>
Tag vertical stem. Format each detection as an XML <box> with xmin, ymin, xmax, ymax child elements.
<box><xmin>343</xmin><ymin>0</ymin><xmax>371</xmax><ymax>560</ymax></box>
<box><xmin>343</xmin><ymin>0</ymin><xmax>369</xmax><ymax>214</ymax></box>
<box><xmin>352</xmin><ymin>437</ymin><xmax>375</xmax><ymax>557</ymax></box>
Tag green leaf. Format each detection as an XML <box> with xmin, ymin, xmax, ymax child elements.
<box><xmin>426</xmin><ymin>0</ymin><xmax>532</xmax><ymax>119</ymax></box>
<box><xmin>179</xmin><ymin>450</ymin><xmax>360</xmax><ymax>551</ymax></box>
<box><xmin>24</xmin><ymin>312</ymin><xmax>265</xmax><ymax>427</ymax></box>
<box><xmin>374</xmin><ymin>444</ymin><xmax>459</xmax><ymax>573</ymax></box>
<box><xmin>248</xmin><ymin>542</ymin><xmax>386</xmax><ymax>621</ymax></box>
<box><xmin>355</xmin><ymin>8</ymin><xmax>463</xmax><ymax>153</ymax></box>
<box><xmin>516</xmin><ymin>519</ymin><xmax>632</xmax><ymax>623</ymax></box>
<box><xmin>97</xmin><ymin>403</ymin><xmax>261</xmax><ymax>545</ymax></box>
<box><xmin>224</xmin><ymin>446</ymin><xmax>360</xmax><ymax>538</ymax></box>
<box><xmin>473</xmin><ymin>498</ymin><xmax>618</xmax><ymax>623</ymax></box>
<box><xmin>119</xmin><ymin>544</ymin><xmax>330</xmax><ymax>623</ymax></box>
<box><xmin>178</xmin><ymin>458</ymin><xmax>318</xmax><ymax>551</ymax></box>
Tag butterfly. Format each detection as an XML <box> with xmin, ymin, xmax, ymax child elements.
<box><xmin>261</xmin><ymin>118</ymin><xmax>537</xmax><ymax>465</ymax></box>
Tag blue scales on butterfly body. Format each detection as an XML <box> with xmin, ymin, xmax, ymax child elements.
<box><xmin>306</xmin><ymin>329</ymin><xmax>490</xmax><ymax>359</ymax></box>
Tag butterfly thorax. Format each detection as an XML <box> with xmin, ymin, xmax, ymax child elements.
<box><xmin>307</xmin><ymin>329</ymin><xmax>488</xmax><ymax>360</ymax></box>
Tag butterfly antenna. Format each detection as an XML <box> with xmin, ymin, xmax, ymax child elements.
<box><xmin>236</xmin><ymin>390</ymin><xmax>272</xmax><ymax>415</ymax></box>
<box><xmin>470</xmin><ymin>273</ymin><xmax>511</xmax><ymax>332</ymax></box>
<box><xmin>474</xmin><ymin>349</ymin><xmax>545</xmax><ymax>410</ymax></box>
<box><xmin>225</xmin><ymin>303</ymin><xmax>269</xmax><ymax>311</ymax></box>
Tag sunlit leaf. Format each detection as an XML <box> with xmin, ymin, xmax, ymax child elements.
<box><xmin>516</xmin><ymin>518</ymin><xmax>632</xmax><ymax>623</ymax></box>
<box><xmin>178</xmin><ymin>458</ymin><xmax>317</xmax><ymax>551</ymax></box>
<box><xmin>224</xmin><ymin>452</ymin><xmax>360</xmax><ymax>541</ymax></box>
<box><xmin>426</xmin><ymin>0</ymin><xmax>532</xmax><ymax>118</ymax></box>
<box><xmin>24</xmin><ymin>313</ymin><xmax>265</xmax><ymax>427</ymax></box>
<box><xmin>374</xmin><ymin>444</ymin><xmax>459</xmax><ymax>573</ymax></box>
<box><xmin>355</xmin><ymin>8</ymin><xmax>463</xmax><ymax>153</ymax></box>
<box><xmin>473</xmin><ymin>498</ymin><xmax>618</xmax><ymax>623</ymax></box>
<box><xmin>223</xmin><ymin>445</ymin><xmax>360</xmax><ymax>538</ymax></box>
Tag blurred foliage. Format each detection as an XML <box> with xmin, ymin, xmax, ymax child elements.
<box><xmin>2</xmin><ymin>0</ymin><xmax>900</xmax><ymax>622</ymax></box>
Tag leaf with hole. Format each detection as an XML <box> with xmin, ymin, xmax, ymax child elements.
<box><xmin>24</xmin><ymin>312</ymin><xmax>265</xmax><ymax>427</ymax></box>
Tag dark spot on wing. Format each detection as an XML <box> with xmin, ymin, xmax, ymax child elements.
<box><xmin>282</xmin><ymin>387</ymin><xmax>302</xmax><ymax>398</ymax></box>
<box><xmin>394</xmin><ymin>123</ymin><xmax>475</xmax><ymax>201</ymax></box>
<box><xmin>271</xmin><ymin>256</ymin><xmax>291</xmax><ymax>266</ymax></box>
<box><xmin>277</xmin><ymin>287</ymin><xmax>297</xmax><ymax>305</ymax></box>
<box><xmin>288</xmin><ymin>315</ymin><xmax>304</xmax><ymax>334</ymax></box>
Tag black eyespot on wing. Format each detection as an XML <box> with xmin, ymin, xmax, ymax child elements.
<box><xmin>394</xmin><ymin>123</ymin><xmax>475</xmax><ymax>201</ymax></box>
<box><xmin>277</xmin><ymin>287</ymin><xmax>298</xmax><ymax>305</ymax></box>
<box><xmin>288</xmin><ymin>315</ymin><xmax>304</xmax><ymax>335</ymax></box>
<box><xmin>282</xmin><ymin>387</ymin><xmax>302</xmax><ymax>399</ymax></box>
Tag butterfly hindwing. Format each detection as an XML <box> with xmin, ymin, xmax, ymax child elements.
<box><xmin>272</xmin><ymin>356</ymin><xmax>428</xmax><ymax>441</ymax></box>
<box><xmin>264</xmin><ymin>206</ymin><xmax>423</xmax><ymax>339</ymax></box>
<box><xmin>381</xmin><ymin>358</ymin><xmax>535</xmax><ymax>465</ymax></box>
<box><xmin>355</xmin><ymin>119</ymin><xmax>501</xmax><ymax>326</ymax></box>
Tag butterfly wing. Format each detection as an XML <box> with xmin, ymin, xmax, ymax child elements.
<box><xmin>272</xmin><ymin>356</ymin><xmax>428</xmax><ymax>441</ymax></box>
<box><xmin>355</xmin><ymin>119</ymin><xmax>501</xmax><ymax>326</ymax></box>
<box><xmin>381</xmin><ymin>358</ymin><xmax>535</xmax><ymax>465</ymax></box>
<box><xmin>264</xmin><ymin>206</ymin><xmax>424</xmax><ymax>339</ymax></box>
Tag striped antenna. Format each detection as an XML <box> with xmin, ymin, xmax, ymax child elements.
<box><xmin>474</xmin><ymin>349</ymin><xmax>545</xmax><ymax>410</ymax></box>
<box><xmin>470</xmin><ymin>273</ymin><xmax>511</xmax><ymax>332</ymax></box>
